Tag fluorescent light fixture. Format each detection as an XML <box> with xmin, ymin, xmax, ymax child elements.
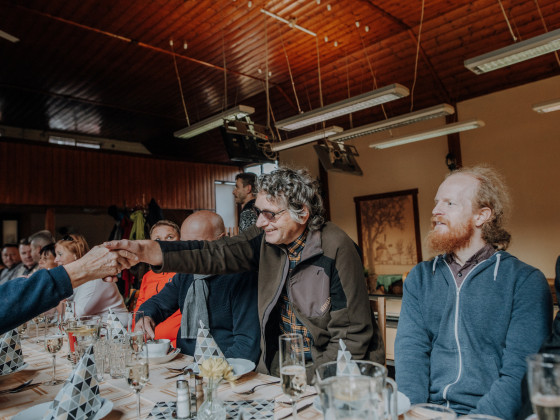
<box><xmin>76</xmin><ymin>141</ymin><xmax>101</xmax><ymax>149</ymax></box>
<box><xmin>275</xmin><ymin>84</ymin><xmax>410</xmax><ymax>131</ymax></box>
<box><xmin>532</xmin><ymin>98</ymin><xmax>560</xmax><ymax>113</ymax></box>
<box><xmin>0</xmin><ymin>30</ymin><xmax>19</xmax><ymax>43</ymax></box>
<box><xmin>370</xmin><ymin>119</ymin><xmax>485</xmax><ymax>149</ymax></box>
<box><xmin>270</xmin><ymin>126</ymin><xmax>343</xmax><ymax>152</ymax></box>
<box><xmin>328</xmin><ymin>104</ymin><xmax>455</xmax><ymax>142</ymax></box>
<box><xmin>260</xmin><ymin>9</ymin><xmax>316</xmax><ymax>37</ymax></box>
<box><xmin>465</xmin><ymin>28</ymin><xmax>560</xmax><ymax>74</ymax></box>
<box><xmin>49</xmin><ymin>136</ymin><xmax>76</xmax><ymax>147</ymax></box>
<box><xmin>174</xmin><ymin>105</ymin><xmax>255</xmax><ymax>139</ymax></box>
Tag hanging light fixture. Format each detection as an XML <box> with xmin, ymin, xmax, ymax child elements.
<box><xmin>328</xmin><ymin>104</ymin><xmax>455</xmax><ymax>142</ymax></box>
<box><xmin>370</xmin><ymin>119</ymin><xmax>485</xmax><ymax>149</ymax></box>
<box><xmin>532</xmin><ymin>98</ymin><xmax>560</xmax><ymax>113</ymax></box>
<box><xmin>174</xmin><ymin>105</ymin><xmax>255</xmax><ymax>139</ymax></box>
<box><xmin>464</xmin><ymin>27</ymin><xmax>560</xmax><ymax>74</ymax></box>
<box><xmin>270</xmin><ymin>126</ymin><xmax>343</xmax><ymax>152</ymax></box>
<box><xmin>275</xmin><ymin>84</ymin><xmax>409</xmax><ymax>131</ymax></box>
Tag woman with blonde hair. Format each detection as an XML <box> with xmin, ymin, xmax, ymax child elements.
<box><xmin>55</xmin><ymin>234</ymin><xmax>126</xmax><ymax>318</ymax></box>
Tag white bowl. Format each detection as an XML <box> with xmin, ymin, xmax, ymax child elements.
<box><xmin>146</xmin><ymin>339</ymin><xmax>170</xmax><ymax>357</ymax></box>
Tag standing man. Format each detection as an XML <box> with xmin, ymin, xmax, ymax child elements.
<box><xmin>395</xmin><ymin>165</ymin><xmax>552</xmax><ymax>418</ymax></box>
<box><xmin>233</xmin><ymin>172</ymin><xmax>258</xmax><ymax>232</ymax></box>
<box><xmin>107</xmin><ymin>167</ymin><xmax>384</xmax><ymax>380</ymax></box>
<box><xmin>17</xmin><ymin>238</ymin><xmax>38</xmax><ymax>276</ymax></box>
<box><xmin>0</xmin><ymin>244</ymin><xmax>23</xmax><ymax>284</ymax></box>
<box><xmin>29</xmin><ymin>230</ymin><xmax>55</xmax><ymax>265</ymax></box>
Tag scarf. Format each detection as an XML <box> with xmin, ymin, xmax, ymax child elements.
<box><xmin>180</xmin><ymin>274</ymin><xmax>212</xmax><ymax>339</ymax></box>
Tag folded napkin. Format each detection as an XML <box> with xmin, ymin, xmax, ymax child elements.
<box><xmin>43</xmin><ymin>345</ymin><xmax>102</xmax><ymax>420</ymax></box>
<box><xmin>194</xmin><ymin>320</ymin><xmax>226</xmax><ymax>367</ymax></box>
<box><xmin>0</xmin><ymin>329</ymin><xmax>24</xmax><ymax>375</ymax></box>
<box><xmin>336</xmin><ymin>339</ymin><xmax>360</xmax><ymax>376</ymax></box>
<box><xmin>106</xmin><ymin>309</ymin><xmax>128</xmax><ymax>339</ymax></box>
<box><xmin>147</xmin><ymin>400</ymin><xmax>274</xmax><ymax>419</ymax></box>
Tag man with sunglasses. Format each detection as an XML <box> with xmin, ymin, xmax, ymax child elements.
<box><xmin>106</xmin><ymin>167</ymin><xmax>384</xmax><ymax>380</ymax></box>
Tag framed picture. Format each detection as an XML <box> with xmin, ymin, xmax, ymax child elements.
<box><xmin>354</xmin><ymin>189</ymin><xmax>422</xmax><ymax>294</ymax></box>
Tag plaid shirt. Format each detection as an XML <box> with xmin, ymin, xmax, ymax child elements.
<box><xmin>279</xmin><ymin>229</ymin><xmax>314</xmax><ymax>360</ymax></box>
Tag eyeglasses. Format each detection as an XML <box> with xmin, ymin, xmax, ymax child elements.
<box><xmin>253</xmin><ymin>208</ymin><xmax>287</xmax><ymax>222</ymax></box>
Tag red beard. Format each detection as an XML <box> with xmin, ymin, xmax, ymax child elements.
<box><xmin>427</xmin><ymin>217</ymin><xmax>475</xmax><ymax>255</ymax></box>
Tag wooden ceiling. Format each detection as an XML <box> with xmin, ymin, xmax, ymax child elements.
<box><xmin>1</xmin><ymin>0</ymin><xmax>559</xmax><ymax>164</ymax></box>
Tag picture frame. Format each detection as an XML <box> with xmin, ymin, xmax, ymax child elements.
<box><xmin>354</xmin><ymin>189</ymin><xmax>422</xmax><ymax>294</ymax></box>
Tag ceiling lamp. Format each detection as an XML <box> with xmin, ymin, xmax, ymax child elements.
<box><xmin>270</xmin><ymin>126</ymin><xmax>343</xmax><ymax>152</ymax></box>
<box><xmin>532</xmin><ymin>98</ymin><xmax>560</xmax><ymax>113</ymax></box>
<box><xmin>328</xmin><ymin>104</ymin><xmax>455</xmax><ymax>142</ymax></box>
<box><xmin>0</xmin><ymin>30</ymin><xmax>19</xmax><ymax>43</ymax></box>
<box><xmin>275</xmin><ymin>84</ymin><xmax>410</xmax><ymax>131</ymax></box>
<box><xmin>464</xmin><ymin>28</ymin><xmax>560</xmax><ymax>74</ymax></box>
<box><xmin>174</xmin><ymin>105</ymin><xmax>255</xmax><ymax>139</ymax></box>
<box><xmin>370</xmin><ymin>119</ymin><xmax>485</xmax><ymax>150</ymax></box>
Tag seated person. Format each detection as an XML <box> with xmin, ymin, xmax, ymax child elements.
<box><xmin>55</xmin><ymin>234</ymin><xmax>127</xmax><ymax>319</ymax></box>
<box><xmin>39</xmin><ymin>243</ymin><xmax>57</xmax><ymax>270</ymax></box>
<box><xmin>136</xmin><ymin>211</ymin><xmax>260</xmax><ymax>364</ymax></box>
<box><xmin>133</xmin><ymin>220</ymin><xmax>182</xmax><ymax>347</ymax></box>
<box><xmin>0</xmin><ymin>243</ymin><xmax>23</xmax><ymax>285</ymax></box>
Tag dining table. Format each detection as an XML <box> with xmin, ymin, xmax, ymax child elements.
<box><xmin>0</xmin><ymin>327</ymin><xmax>322</xmax><ymax>420</ymax></box>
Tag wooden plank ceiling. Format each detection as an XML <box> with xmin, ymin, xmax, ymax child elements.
<box><xmin>0</xmin><ymin>0</ymin><xmax>559</xmax><ymax>164</ymax></box>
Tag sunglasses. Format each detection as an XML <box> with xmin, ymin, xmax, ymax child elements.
<box><xmin>252</xmin><ymin>207</ymin><xmax>287</xmax><ymax>222</ymax></box>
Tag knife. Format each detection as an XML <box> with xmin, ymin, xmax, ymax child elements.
<box><xmin>277</xmin><ymin>401</ymin><xmax>314</xmax><ymax>420</ymax></box>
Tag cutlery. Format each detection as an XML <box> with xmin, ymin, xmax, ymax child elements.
<box><xmin>277</xmin><ymin>392</ymin><xmax>317</xmax><ymax>406</ymax></box>
<box><xmin>277</xmin><ymin>401</ymin><xmax>314</xmax><ymax>420</ymax></box>
<box><xmin>0</xmin><ymin>379</ymin><xmax>33</xmax><ymax>395</ymax></box>
<box><xmin>164</xmin><ymin>368</ymin><xmax>195</xmax><ymax>380</ymax></box>
<box><xmin>232</xmin><ymin>380</ymin><xmax>280</xmax><ymax>395</ymax></box>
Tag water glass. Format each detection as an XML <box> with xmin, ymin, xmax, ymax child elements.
<box><xmin>404</xmin><ymin>403</ymin><xmax>457</xmax><ymax>419</ymax></box>
<box><xmin>279</xmin><ymin>333</ymin><xmax>307</xmax><ymax>420</ymax></box>
<box><xmin>93</xmin><ymin>336</ymin><xmax>107</xmax><ymax>381</ymax></box>
<box><xmin>527</xmin><ymin>353</ymin><xmax>560</xmax><ymax>420</ymax></box>
<box><xmin>109</xmin><ymin>338</ymin><xmax>128</xmax><ymax>379</ymax></box>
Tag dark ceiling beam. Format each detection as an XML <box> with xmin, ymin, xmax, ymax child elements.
<box><xmin>361</xmin><ymin>0</ymin><xmax>451</xmax><ymax>104</ymax></box>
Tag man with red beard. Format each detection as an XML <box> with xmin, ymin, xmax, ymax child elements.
<box><xmin>395</xmin><ymin>165</ymin><xmax>552</xmax><ymax>419</ymax></box>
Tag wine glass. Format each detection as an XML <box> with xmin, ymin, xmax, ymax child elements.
<box><xmin>279</xmin><ymin>333</ymin><xmax>307</xmax><ymax>420</ymax></box>
<box><xmin>127</xmin><ymin>311</ymin><xmax>146</xmax><ymax>354</ymax></box>
<box><xmin>43</xmin><ymin>313</ymin><xmax>64</xmax><ymax>385</ymax></box>
<box><xmin>126</xmin><ymin>347</ymin><xmax>149</xmax><ymax>419</ymax></box>
<box><xmin>33</xmin><ymin>314</ymin><xmax>46</xmax><ymax>343</ymax></box>
<box><xmin>16</xmin><ymin>322</ymin><xmax>28</xmax><ymax>338</ymax></box>
<box><xmin>527</xmin><ymin>353</ymin><xmax>560</xmax><ymax>420</ymax></box>
<box><xmin>66</xmin><ymin>315</ymin><xmax>100</xmax><ymax>365</ymax></box>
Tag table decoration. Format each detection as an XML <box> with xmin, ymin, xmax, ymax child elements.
<box><xmin>198</xmin><ymin>357</ymin><xmax>237</xmax><ymax>420</ymax></box>
<box><xmin>0</xmin><ymin>328</ymin><xmax>25</xmax><ymax>375</ymax></box>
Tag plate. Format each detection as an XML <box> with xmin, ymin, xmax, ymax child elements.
<box><xmin>312</xmin><ymin>390</ymin><xmax>411</xmax><ymax>415</ymax></box>
<box><xmin>227</xmin><ymin>358</ymin><xmax>256</xmax><ymax>377</ymax></box>
<box><xmin>0</xmin><ymin>362</ymin><xmax>27</xmax><ymax>377</ymax></box>
<box><xmin>147</xmin><ymin>347</ymin><xmax>181</xmax><ymax>365</ymax></box>
<box><xmin>12</xmin><ymin>397</ymin><xmax>113</xmax><ymax>420</ymax></box>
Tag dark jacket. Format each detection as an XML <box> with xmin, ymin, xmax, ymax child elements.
<box><xmin>157</xmin><ymin>222</ymin><xmax>384</xmax><ymax>379</ymax></box>
<box><xmin>139</xmin><ymin>272</ymin><xmax>260</xmax><ymax>363</ymax></box>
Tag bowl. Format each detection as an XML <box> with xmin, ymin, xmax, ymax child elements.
<box><xmin>146</xmin><ymin>339</ymin><xmax>170</xmax><ymax>357</ymax></box>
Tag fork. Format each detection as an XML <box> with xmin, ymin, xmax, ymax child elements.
<box><xmin>0</xmin><ymin>379</ymin><xmax>33</xmax><ymax>395</ymax></box>
<box><xmin>164</xmin><ymin>368</ymin><xmax>195</xmax><ymax>380</ymax></box>
<box><xmin>231</xmin><ymin>381</ymin><xmax>280</xmax><ymax>395</ymax></box>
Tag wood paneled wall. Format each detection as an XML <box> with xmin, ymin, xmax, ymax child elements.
<box><xmin>0</xmin><ymin>140</ymin><xmax>240</xmax><ymax>210</ymax></box>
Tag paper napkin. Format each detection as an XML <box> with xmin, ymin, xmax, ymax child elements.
<box><xmin>0</xmin><ymin>329</ymin><xmax>24</xmax><ymax>375</ymax></box>
<box><xmin>106</xmin><ymin>309</ymin><xmax>128</xmax><ymax>339</ymax></box>
<box><xmin>194</xmin><ymin>320</ymin><xmax>226</xmax><ymax>367</ymax></box>
<box><xmin>336</xmin><ymin>339</ymin><xmax>360</xmax><ymax>376</ymax></box>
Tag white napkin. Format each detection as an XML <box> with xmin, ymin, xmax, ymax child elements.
<box><xmin>43</xmin><ymin>345</ymin><xmax>102</xmax><ymax>420</ymax></box>
<box><xmin>0</xmin><ymin>329</ymin><xmax>24</xmax><ymax>375</ymax></box>
<box><xmin>106</xmin><ymin>309</ymin><xmax>127</xmax><ymax>339</ymax></box>
<box><xmin>336</xmin><ymin>339</ymin><xmax>360</xmax><ymax>376</ymax></box>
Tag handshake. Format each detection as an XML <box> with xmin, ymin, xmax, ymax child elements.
<box><xmin>65</xmin><ymin>239</ymin><xmax>163</xmax><ymax>287</ymax></box>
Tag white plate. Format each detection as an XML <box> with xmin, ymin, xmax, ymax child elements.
<box><xmin>0</xmin><ymin>362</ymin><xmax>27</xmax><ymax>377</ymax></box>
<box><xmin>312</xmin><ymin>390</ymin><xmax>410</xmax><ymax>415</ymax></box>
<box><xmin>227</xmin><ymin>358</ymin><xmax>256</xmax><ymax>377</ymax></box>
<box><xmin>147</xmin><ymin>347</ymin><xmax>181</xmax><ymax>365</ymax></box>
<box><xmin>12</xmin><ymin>397</ymin><xmax>113</xmax><ymax>420</ymax></box>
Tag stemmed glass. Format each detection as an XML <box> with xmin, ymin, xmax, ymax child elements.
<box><xmin>527</xmin><ymin>353</ymin><xmax>560</xmax><ymax>420</ymax></box>
<box><xmin>125</xmin><ymin>319</ymin><xmax>149</xmax><ymax>420</ymax></box>
<box><xmin>279</xmin><ymin>333</ymin><xmax>307</xmax><ymax>420</ymax></box>
<box><xmin>43</xmin><ymin>312</ymin><xmax>64</xmax><ymax>385</ymax></box>
<box><xmin>33</xmin><ymin>314</ymin><xmax>46</xmax><ymax>343</ymax></box>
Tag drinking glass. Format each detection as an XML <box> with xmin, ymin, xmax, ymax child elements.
<box><xmin>127</xmin><ymin>311</ymin><xmax>146</xmax><ymax>354</ymax></box>
<box><xmin>43</xmin><ymin>313</ymin><xmax>64</xmax><ymax>385</ymax></box>
<box><xmin>126</xmin><ymin>346</ymin><xmax>149</xmax><ymax>419</ymax></box>
<box><xmin>279</xmin><ymin>333</ymin><xmax>307</xmax><ymax>420</ymax></box>
<box><xmin>32</xmin><ymin>314</ymin><xmax>46</xmax><ymax>343</ymax></box>
<box><xmin>109</xmin><ymin>337</ymin><xmax>128</xmax><ymax>379</ymax></box>
<box><xmin>527</xmin><ymin>353</ymin><xmax>560</xmax><ymax>420</ymax></box>
<box><xmin>404</xmin><ymin>403</ymin><xmax>457</xmax><ymax>419</ymax></box>
<box><xmin>66</xmin><ymin>315</ymin><xmax>100</xmax><ymax>364</ymax></box>
<box><xmin>16</xmin><ymin>322</ymin><xmax>28</xmax><ymax>338</ymax></box>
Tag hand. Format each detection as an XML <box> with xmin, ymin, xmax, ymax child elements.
<box><xmin>135</xmin><ymin>316</ymin><xmax>156</xmax><ymax>340</ymax></box>
<box><xmin>104</xmin><ymin>239</ymin><xmax>163</xmax><ymax>267</ymax></box>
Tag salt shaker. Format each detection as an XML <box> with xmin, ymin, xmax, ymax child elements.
<box><xmin>176</xmin><ymin>379</ymin><xmax>190</xmax><ymax>419</ymax></box>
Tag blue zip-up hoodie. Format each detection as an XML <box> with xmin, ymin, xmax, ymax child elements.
<box><xmin>395</xmin><ymin>251</ymin><xmax>552</xmax><ymax>419</ymax></box>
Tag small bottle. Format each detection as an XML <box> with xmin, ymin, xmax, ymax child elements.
<box><xmin>176</xmin><ymin>379</ymin><xmax>190</xmax><ymax>419</ymax></box>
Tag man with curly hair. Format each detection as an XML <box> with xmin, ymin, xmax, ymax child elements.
<box><xmin>106</xmin><ymin>167</ymin><xmax>384</xmax><ymax>380</ymax></box>
<box><xmin>395</xmin><ymin>165</ymin><xmax>552</xmax><ymax>418</ymax></box>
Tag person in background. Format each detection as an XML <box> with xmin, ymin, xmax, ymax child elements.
<box><xmin>0</xmin><ymin>243</ymin><xmax>23</xmax><ymax>285</ymax></box>
<box><xmin>133</xmin><ymin>220</ymin><xmax>181</xmax><ymax>347</ymax></box>
<box><xmin>29</xmin><ymin>230</ymin><xmax>55</xmax><ymax>264</ymax></box>
<box><xmin>55</xmin><ymin>234</ymin><xmax>127</xmax><ymax>319</ymax></box>
<box><xmin>17</xmin><ymin>238</ymin><xmax>38</xmax><ymax>276</ymax></box>
<box><xmin>39</xmin><ymin>244</ymin><xmax>57</xmax><ymax>270</ymax></box>
<box><xmin>233</xmin><ymin>172</ymin><xmax>258</xmax><ymax>232</ymax></box>
<box><xmin>107</xmin><ymin>167</ymin><xmax>384</xmax><ymax>381</ymax></box>
<box><xmin>135</xmin><ymin>211</ymin><xmax>260</xmax><ymax>363</ymax></box>
<box><xmin>0</xmin><ymin>245</ymin><xmax>133</xmax><ymax>334</ymax></box>
<box><xmin>395</xmin><ymin>165</ymin><xmax>552</xmax><ymax>418</ymax></box>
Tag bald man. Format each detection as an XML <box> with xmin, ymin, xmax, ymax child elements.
<box><xmin>135</xmin><ymin>211</ymin><xmax>260</xmax><ymax>363</ymax></box>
